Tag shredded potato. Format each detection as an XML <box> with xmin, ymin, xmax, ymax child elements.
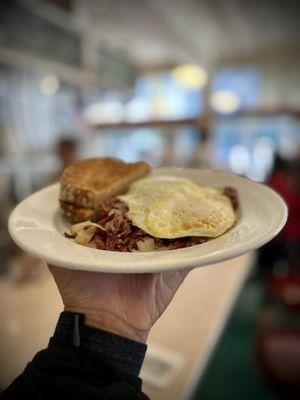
<box><xmin>136</xmin><ymin>237</ymin><xmax>155</xmax><ymax>252</ymax></box>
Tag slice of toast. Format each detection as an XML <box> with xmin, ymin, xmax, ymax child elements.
<box><xmin>60</xmin><ymin>157</ymin><xmax>150</xmax><ymax>212</ymax></box>
<box><xmin>60</xmin><ymin>201</ymin><xmax>95</xmax><ymax>223</ymax></box>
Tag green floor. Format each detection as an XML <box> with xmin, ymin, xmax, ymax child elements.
<box><xmin>192</xmin><ymin>270</ymin><xmax>276</xmax><ymax>400</ymax></box>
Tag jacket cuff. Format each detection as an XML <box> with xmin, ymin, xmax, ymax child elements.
<box><xmin>52</xmin><ymin>311</ymin><xmax>147</xmax><ymax>376</ymax></box>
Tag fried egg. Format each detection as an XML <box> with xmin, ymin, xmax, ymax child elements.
<box><xmin>119</xmin><ymin>178</ymin><xmax>236</xmax><ymax>239</ymax></box>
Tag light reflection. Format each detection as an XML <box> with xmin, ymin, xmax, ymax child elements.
<box><xmin>84</xmin><ymin>101</ymin><xmax>124</xmax><ymax>124</ymax></box>
<box><xmin>39</xmin><ymin>75</ymin><xmax>60</xmax><ymax>95</ymax></box>
<box><xmin>211</xmin><ymin>90</ymin><xmax>241</xmax><ymax>114</ymax></box>
<box><xmin>228</xmin><ymin>145</ymin><xmax>251</xmax><ymax>175</ymax></box>
<box><xmin>171</xmin><ymin>64</ymin><xmax>208</xmax><ymax>90</ymax></box>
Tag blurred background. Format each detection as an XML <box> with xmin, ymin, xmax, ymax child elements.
<box><xmin>0</xmin><ymin>0</ymin><xmax>300</xmax><ymax>399</ymax></box>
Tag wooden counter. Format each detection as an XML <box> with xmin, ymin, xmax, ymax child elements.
<box><xmin>143</xmin><ymin>253</ymin><xmax>253</xmax><ymax>400</ymax></box>
<box><xmin>0</xmin><ymin>253</ymin><xmax>253</xmax><ymax>398</ymax></box>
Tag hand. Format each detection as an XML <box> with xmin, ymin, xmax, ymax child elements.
<box><xmin>49</xmin><ymin>265</ymin><xmax>192</xmax><ymax>343</ymax></box>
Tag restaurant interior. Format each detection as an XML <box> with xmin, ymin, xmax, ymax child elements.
<box><xmin>0</xmin><ymin>0</ymin><xmax>300</xmax><ymax>399</ymax></box>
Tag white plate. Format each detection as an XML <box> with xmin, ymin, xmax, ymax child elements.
<box><xmin>8</xmin><ymin>168</ymin><xmax>287</xmax><ymax>274</ymax></box>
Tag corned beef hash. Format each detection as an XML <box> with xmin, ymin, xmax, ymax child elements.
<box><xmin>60</xmin><ymin>158</ymin><xmax>238</xmax><ymax>252</ymax></box>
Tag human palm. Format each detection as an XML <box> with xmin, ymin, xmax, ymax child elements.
<box><xmin>49</xmin><ymin>265</ymin><xmax>191</xmax><ymax>342</ymax></box>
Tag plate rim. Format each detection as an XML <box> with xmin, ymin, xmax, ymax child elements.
<box><xmin>8</xmin><ymin>168</ymin><xmax>288</xmax><ymax>273</ymax></box>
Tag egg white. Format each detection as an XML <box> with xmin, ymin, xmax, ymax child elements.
<box><xmin>119</xmin><ymin>178</ymin><xmax>236</xmax><ymax>239</ymax></box>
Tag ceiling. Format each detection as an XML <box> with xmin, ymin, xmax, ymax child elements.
<box><xmin>5</xmin><ymin>0</ymin><xmax>300</xmax><ymax>81</ymax></box>
<box><xmin>87</xmin><ymin>0</ymin><xmax>300</xmax><ymax>69</ymax></box>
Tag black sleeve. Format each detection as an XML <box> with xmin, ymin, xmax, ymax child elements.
<box><xmin>1</xmin><ymin>312</ymin><xmax>149</xmax><ymax>400</ymax></box>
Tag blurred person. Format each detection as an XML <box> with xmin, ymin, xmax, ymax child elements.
<box><xmin>0</xmin><ymin>264</ymin><xmax>191</xmax><ymax>399</ymax></box>
<box><xmin>267</xmin><ymin>154</ymin><xmax>288</xmax><ymax>194</ymax></box>
<box><xmin>258</xmin><ymin>155</ymin><xmax>300</xmax><ymax>272</ymax></box>
<box><xmin>256</xmin><ymin>329</ymin><xmax>300</xmax><ymax>399</ymax></box>
<box><xmin>57</xmin><ymin>138</ymin><xmax>78</xmax><ymax>169</ymax></box>
<box><xmin>271</xmin><ymin>158</ymin><xmax>300</xmax><ymax>269</ymax></box>
<box><xmin>51</xmin><ymin>137</ymin><xmax>78</xmax><ymax>183</ymax></box>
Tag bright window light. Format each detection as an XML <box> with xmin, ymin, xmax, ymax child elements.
<box><xmin>39</xmin><ymin>75</ymin><xmax>60</xmax><ymax>95</ymax></box>
<box><xmin>125</xmin><ymin>98</ymin><xmax>151</xmax><ymax>122</ymax></box>
<box><xmin>210</xmin><ymin>90</ymin><xmax>241</xmax><ymax>114</ymax></box>
<box><xmin>228</xmin><ymin>145</ymin><xmax>251</xmax><ymax>175</ymax></box>
<box><xmin>84</xmin><ymin>101</ymin><xmax>124</xmax><ymax>124</ymax></box>
<box><xmin>171</xmin><ymin>64</ymin><xmax>208</xmax><ymax>90</ymax></box>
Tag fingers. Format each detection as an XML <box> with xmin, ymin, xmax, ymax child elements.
<box><xmin>47</xmin><ymin>264</ymin><xmax>71</xmax><ymax>286</ymax></box>
<box><xmin>47</xmin><ymin>263</ymin><xmax>60</xmax><ymax>271</ymax></box>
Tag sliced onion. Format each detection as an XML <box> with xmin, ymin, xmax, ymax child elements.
<box><xmin>71</xmin><ymin>221</ymin><xmax>105</xmax><ymax>235</ymax></box>
<box><xmin>75</xmin><ymin>229</ymin><xmax>94</xmax><ymax>245</ymax></box>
